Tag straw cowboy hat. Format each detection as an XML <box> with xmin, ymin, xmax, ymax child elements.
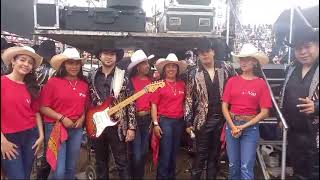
<box><xmin>1</xmin><ymin>46</ymin><xmax>43</xmax><ymax>68</ymax></box>
<box><xmin>155</xmin><ymin>53</ymin><xmax>188</xmax><ymax>75</ymax></box>
<box><xmin>127</xmin><ymin>49</ymin><xmax>155</xmax><ymax>71</ymax></box>
<box><xmin>231</xmin><ymin>43</ymin><xmax>269</xmax><ymax>65</ymax></box>
<box><xmin>50</xmin><ymin>48</ymin><xmax>86</xmax><ymax>70</ymax></box>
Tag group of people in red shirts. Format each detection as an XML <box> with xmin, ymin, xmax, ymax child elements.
<box><xmin>1</xmin><ymin>26</ymin><xmax>318</xmax><ymax>180</ymax></box>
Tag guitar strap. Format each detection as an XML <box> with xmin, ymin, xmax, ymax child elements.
<box><xmin>91</xmin><ymin>67</ymin><xmax>125</xmax><ymax>104</ymax></box>
<box><xmin>111</xmin><ymin>67</ymin><xmax>125</xmax><ymax>99</ymax></box>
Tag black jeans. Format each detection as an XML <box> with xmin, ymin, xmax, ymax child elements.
<box><xmin>36</xmin><ymin>125</ymin><xmax>51</xmax><ymax>180</ymax></box>
<box><xmin>288</xmin><ymin>130</ymin><xmax>319</xmax><ymax>180</ymax></box>
<box><xmin>95</xmin><ymin>126</ymin><xmax>130</xmax><ymax>180</ymax></box>
<box><xmin>191</xmin><ymin>114</ymin><xmax>224</xmax><ymax>180</ymax></box>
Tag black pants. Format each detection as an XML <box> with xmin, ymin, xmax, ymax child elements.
<box><xmin>191</xmin><ymin>114</ymin><xmax>224</xmax><ymax>180</ymax></box>
<box><xmin>36</xmin><ymin>125</ymin><xmax>51</xmax><ymax>180</ymax></box>
<box><xmin>288</xmin><ymin>130</ymin><xmax>319</xmax><ymax>180</ymax></box>
<box><xmin>95</xmin><ymin>126</ymin><xmax>130</xmax><ymax>180</ymax></box>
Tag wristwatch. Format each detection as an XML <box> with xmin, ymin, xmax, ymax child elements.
<box><xmin>153</xmin><ymin>121</ymin><xmax>159</xmax><ymax>126</ymax></box>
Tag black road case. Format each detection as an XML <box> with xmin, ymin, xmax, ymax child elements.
<box><xmin>107</xmin><ymin>0</ymin><xmax>143</xmax><ymax>9</ymax></box>
<box><xmin>60</xmin><ymin>7</ymin><xmax>146</xmax><ymax>32</ymax></box>
<box><xmin>165</xmin><ymin>6</ymin><xmax>215</xmax><ymax>33</ymax></box>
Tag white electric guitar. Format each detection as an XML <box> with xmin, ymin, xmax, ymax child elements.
<box><xmin>85</xmin><ymin>81</ymin><xmax>165</xmax><ymax>138</ymax></box>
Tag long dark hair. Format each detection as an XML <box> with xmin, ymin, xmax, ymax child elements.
<box><xmin>238</xmin><ymin>61</ymin><xmax>264</xmax><ymax>78</ymax></box>
<box><xmin>6</xmin><ymin>56</ymin><xmax>40</xmax><ymax>100</ymax></box>
<box><xmin>129</xmin><ymin>63</ymin><xmax>153</xmax><ymax>79</ymax></box>
<box><xmin>54</xmin><ymin>61</ymin><xmax>88</xmax><ymax>82</ymax></box>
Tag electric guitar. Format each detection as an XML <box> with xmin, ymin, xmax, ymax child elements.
<box><xmin>86</xmin><ymin>81</ymin><xmax>165</xmax><ymax>138</ymax></box>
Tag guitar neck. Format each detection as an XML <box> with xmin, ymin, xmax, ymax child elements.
<box><xmin>107</xmin><ymin>89</ymin><xmax>146</xmax><ymax>116</ymax></box>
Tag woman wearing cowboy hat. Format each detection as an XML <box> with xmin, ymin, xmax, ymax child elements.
<box><xmin>151</xmin><ymin>53</ymin><xmax>187</xmax><ymax>179</ymax></box>
<box><xmin>39</xmin><ymin>48</ymin><xmax>89</xmax><ymax>179</ymax></box>
<box><xmin>128</xmin><ymin>49</ymin><xmax>154</xmax><ymax>179</ymax></box>
<box><xmin>222</xmin><ymin>43</ymin><xmax>272</xmax><ymax>180</ymax></box>
<box><xmin>1</xmin><ymin>46</ymin><xmax>44</xmax><ymax>179</ymax></box>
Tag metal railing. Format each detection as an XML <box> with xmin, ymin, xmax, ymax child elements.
<box><xmin>261</xmin><ymin>70</ymin><xmax>289</xmax><ymax>180</ymax></box>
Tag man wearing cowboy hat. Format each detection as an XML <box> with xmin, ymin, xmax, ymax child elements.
<box><xmin>34</xmin><ymin>40</ymin><xmax>57</xmax><ymax>89</ymax></box>
<box><xmin>1</xmin><ymin>38</ymin><xmax>16</xmax><ymax>75</ymax></box>
<box><xmin>35</xmin><ymin>40</ymin><xmax>57</xmax><ymax>180</ymax></box>
<box><xmin>127</xmin><ymin>49</ymin><xmax>154</xmax><ymax>179</ymax></box>
<box><xmin>185</xmin><ymin>39</ymin><xmax>236</xmax><ymax>180</ymax></box>
<box><xmin>279</xmin><ymin>27</ymin><xmax>319</xmax><ymax>180</ymax></box>
<box><xmin>88</xmin><ymin>43</ymin><xmax>136</xmax><ymax>179</ymax></box>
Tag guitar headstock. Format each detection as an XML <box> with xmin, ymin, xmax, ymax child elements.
<box><xmin>145</xmin><ymin>81</ymin><xmax>165</xmax><ymax>93</ymax></box>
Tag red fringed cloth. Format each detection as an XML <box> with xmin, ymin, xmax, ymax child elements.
<box><xmin>46</xmin><ymin>122</ymin><xmax>68</xmax><ymax>171</ymax></box>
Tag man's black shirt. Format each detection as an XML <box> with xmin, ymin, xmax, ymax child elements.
<box><xmin>94</xmin><ymin>67</ymin><xmax>115</xmax><ymax>102</ymax></box>
<box><xmin>284</xmin><ymin>61</ymin><xmax>319</xmax><ymax>129</ymax></box>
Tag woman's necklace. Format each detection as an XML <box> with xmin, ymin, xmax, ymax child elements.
<box><xmin>68</xmin><ymin>80</ymin><xmax>78</xmax><ymax>90</ymax></box>
<box><xmin>166</xmin><ymin>81</ymin><xmax>177</xmax><ymax>96</ymax></box>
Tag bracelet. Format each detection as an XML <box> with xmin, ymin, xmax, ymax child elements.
<box><xmin>59</xmin><ymin>115</ymin><xmax>65</xmax><ymax>122</ymax></box>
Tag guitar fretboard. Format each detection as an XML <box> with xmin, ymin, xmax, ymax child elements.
<box><xmin>106</xmin><ymin>89</ymin><xmax>146</xmax><ymax>116</ymax></box>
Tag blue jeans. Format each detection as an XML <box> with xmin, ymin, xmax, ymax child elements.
<box><xmin>44</xmin><ymin>123</ymin><xmax>83</xmax><ymax>179</ymax></box>
<box><xmin>131</xmin><ymin>115</ymin><xmax>151</xmax><ymax>179</ymax></box>
<box><xmin>226</xmin><ymin>120</ymin><xmax>259</xmax><ymax>180</ymax></box>
<box><xmin>157</xmin><ymin>116</ymin><xmax>184</xmax><ymax>180</ymax></box>
<box><xmin>1</xmin><ymin>127</ymin><xmax>38</xmax><ymax>179</ymax></box>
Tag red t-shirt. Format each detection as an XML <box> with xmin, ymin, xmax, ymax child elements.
<box><xmin>40</xmin><ymin>77</ymin><xmax>89</xmax><ymax>123</ymax></box>
<box><xmin>151</xmin><ymin>80</ymin><xmax>185</xmax><ymax>119</ymax></box>
<box><xmin>1</xmin><ymin>76</ymin><xmax>38</xmax><ymax>134</ymax></box>
<box><xmin>131</xmin><ymin>76</ymin><xmax>152</xmax><ymax>112</ymax></box>
<box><xmin>223</xmin><ymin>75</ymin><xmax>272</xmax><ymax>115</ymax></box>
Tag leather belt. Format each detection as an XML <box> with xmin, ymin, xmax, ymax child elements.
<box><xmin>231</xmin><ymin>113</ymin><xmax>255</xmax><ymax>121</ymax></box>
<box><xmin>137</xmin><ymin>111</ymin><xmax>150</xmax><ymax>117</ymax></box>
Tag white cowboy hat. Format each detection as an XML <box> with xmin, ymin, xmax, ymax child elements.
<box><xmin>155</xmin><ymin>53</ymin><xmax>188</xmax><ymax>75</ymax></box>
<box><xmin>50</xmin><ymin>48</ymin><xmax>86</xmax><ymax>70</ymax></box>
<box><xmin>231</xmin><ymin>43</ymin><xmax>269</xmax><ymax>65</ymax></box>
<box><xmin>1</xmin><ymin>46</ymin><xmax>43</xmax><ymax>68</ymax></box>
<box><xmin>127</xmin><ymin>49</ymin><xmax>155</xmax><ymax>71</ymax></box>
